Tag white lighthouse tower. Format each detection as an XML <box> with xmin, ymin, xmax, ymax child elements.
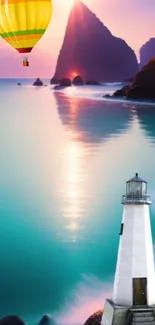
<box><xmin>102</xmin><ymin>173</ymin><xmax>155</xmax><ymax>325</ymax></box>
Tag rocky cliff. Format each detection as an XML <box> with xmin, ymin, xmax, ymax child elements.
<box><xmin>140</xmin><ymin>38</ymin><xmax>155</xmax><ymax>67</ymax></box>
<box><xmin>53</xmin><ymin>0</ymin><xmax>138</xmax><ymax>82</ymax></box>
<box><xmin>112</xmin><ymin>58</ymin><xmax>155</xmax><ymax>100</ymax></box>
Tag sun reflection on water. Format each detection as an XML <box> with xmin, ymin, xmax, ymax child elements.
<box><xmin>60</xmin><ymin>140</ymin><xmax>89</xmax><ymax>240</ymax></box>
<box><xmin>57</xmin><ymin>102</ymin><xmax>93</xmax><ymax>242</ymax></box>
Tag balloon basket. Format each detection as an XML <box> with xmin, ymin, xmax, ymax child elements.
<box><xmin>23</xmin><ymin>57</ymin><xmax>29</xmax><ymax>67</ymax></box>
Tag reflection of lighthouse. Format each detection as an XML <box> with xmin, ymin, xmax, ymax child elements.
<box><xmin>102</xmin><ymin>174</ymin><xmax>155</xmax><ymax>325</ymax></box>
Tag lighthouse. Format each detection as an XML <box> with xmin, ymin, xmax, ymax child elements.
<box><xmin>102</xmin><ymin>174</ymin><xmax>155</xmax><ymax>325</ymax></box>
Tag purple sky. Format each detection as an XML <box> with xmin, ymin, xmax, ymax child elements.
<box><xmin>0</xmin><ymin>0</ymin><xmax>155</xmax><ymax>78</ymax></box>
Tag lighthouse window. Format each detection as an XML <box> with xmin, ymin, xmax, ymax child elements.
<box><xmin>119</xmin><ymin>223</ymin><xmax>124</xmax><ymax>235</ymax></box>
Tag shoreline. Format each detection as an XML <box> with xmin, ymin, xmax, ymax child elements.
<box><xmin>1</xmin><ymin>79</ymin><xmax>155</xmax><ymax>107</ymax></box>
<box><xmin>52</xmin><ymin>87</ymin><xmax>155</xmax><ymax>107</ymax></box>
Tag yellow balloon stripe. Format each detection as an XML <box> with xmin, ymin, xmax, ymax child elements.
<box><xmin>0</xmin><ymin>2</ymin><xmax>52</xmax><ymax>32</ymax></box>
<box><xmin>0</xmin><ymin>0</ymin><xmax>52</xmax><ymax>50</ymax></box>
<box><xmin>0</xmin><ymin>0</ymin><xmax>51</xmax><ymax>3</ymax></box>
<box><xmin>3</xmin><ymin>37</ymin><xmax>42</xmax><ymax>48</ymax></box>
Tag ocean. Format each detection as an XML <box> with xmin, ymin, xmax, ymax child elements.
<box><xmin>0</xmin><ymin>79</ymin><xmax>155</xmax><ymax>325</ymax></box>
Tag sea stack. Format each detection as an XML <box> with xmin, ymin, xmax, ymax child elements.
<box><xmin>102</xmin><ymin>173</ymin><xmax>155</xmax><ymax>325</ymax></box>
<box><xmin>53</xmin><ymin>0</ymin><xmax>138</xmax><ymax>82</ymax></box>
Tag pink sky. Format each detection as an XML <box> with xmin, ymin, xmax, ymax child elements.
<box><xmin>0</xmin><ymin>0</ymin><xmax>155</xmax><ymax>78</ymax></box>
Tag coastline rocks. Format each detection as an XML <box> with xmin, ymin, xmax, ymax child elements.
<box><xmin>127</xmin><ymin>58</ymin><xmax>155</xmax><ymax>99</ymax></box>
<box><xmin>86</xmin><ymin>80</ymin><xmax>101</xmax><ymax>85</ymax></box>
<box><xmin>103</xmin><ymin>94</ymin><xmax>112</xmax><ymax>98</ymax></box>
<box><xmin>126</xmin><ymin>86</ymin><xmax>145</xmax><ymax>99</ymax></box>
<box><xmin>83</xmin><ymin>310</ymin><xmax>103</xmax><ymax>325</ymax></box>
<box><xmin>127</xmin><ymin>86</ymin><xmax>155</xmax><ymax>100</ymax></box>
<box><xmin>39</xmin><ymin>315</ymin><xmax>52</xmax><ymax>325</ymax></box>
<box><xmin>111</xmin><ymin>58</ymin><xmax>155</xmax><ymax>100</ymax></box>
<box><xmin>53</xmin><ymin>78</ymin><xmax>71</xmax><ymax>90</ymax></box>
<box><xmin>17</xmin><ymin>82</ymin><xmax>21</xmax><ymax>86</ymax></box>
<box><xmin>60</xmin><ymin>78</ymin><xmax>71</xmax><ymax>87</ymax></box>
<box><xmin>113</xmin><ymin>85</ymin><xmax>131</xmax><ymax>97</ymax></box>
<box><xmin>134</xmin><ymin>58</ymin><xmax>155</xmax><ymax>87</ymax></box>
<box><xmin>0</xmin><ymin>316</ymin><xmax>25</xmax><ymax>325</ymax></box>
<box><xmin>33</xmin><ymin>78</ymin><xmax>43</xmax><ymax>86</ymax></box>
<box><xmin>50</xmin><ymin>77</ymin><xmax>60</xmax><ymax>85</ymax></box>
<box><xmin>72</xmin><ymin>75</ymin><xmax>84</xmax><ymax>85</ymax></box>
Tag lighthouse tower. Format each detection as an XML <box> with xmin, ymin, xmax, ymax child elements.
<box><xmin>102</xmin><ymin>174</ymin><xmax>155</xmax><ymax>325</ymax></box>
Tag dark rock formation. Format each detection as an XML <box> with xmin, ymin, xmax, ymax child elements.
<box><xmin>53</xmin><ymin>85</ymin><xmax>65</xmax><ymax>90</ymax></box>
<box><xmin>83</xmin><ymin>310</ymin><xmax>103</xmax><ymax>325</ymax></box>
<box><xmin>86</xmin><ymin>80</ymin><xmax>101</xmax><ymax>85</ymax></box>
<box><xmin>17</xmin><ymin>83</ymin><xmax>21</xmax><ymax>86</ymax></box>
<box><xmin>111</xmin><ymin>58</ymin><xmax>155</xmax><ymax>100</ymax></box>
<box><xmin>39</xmin><ymin>314</ymin><xmax>52</xmax><ymax>325</ymax></box>
<box><xmin>113</xmin><ymin>85</ymin><xmax>131</xmax><ymax>97</ymax></box>
<box><xmin>127</xmin><ymin>58</ymin><xmax>155</xmax><ymax>99</ymax></box>
<box><xmin>60</xmin><ymin>78</ymin><xmax>71</xmax><ymax>86</ymax></box>
<box><xmin>53</xmin><ymin>0</ymin><xmax>138</xmax><ymax>82</ymax></box>
<box><xmin>72</xmin><ymin>75</ymin><xmax>84</xmax><ymax>85</ymax></box>
<box><xmin>124</xmin><ymin>77</ymin><xmax>134</xmax><ymax>83</ymax></box>
<box><xmin>140</xmin><ymin>38</ymin><xmax>155</xmax><ymax>67</ymax></box>
<box><xmin>53</xmin><ymin>78</ymin><xmax>71</xmax><ymax>90</ymax></box>
<box><xmin>0</xmin><ymin>316</ymin><xmax>25</xmax><ymax>325</ymax></box>
<box><xmin>104</xmin><ymin>94</ymin><xmax>111</xmax><ymax>98</ymax></box>
<box><xmin>33</xmin><ymin>78</ymin><xmax>43</xmax><ymax>86</ymax></box>
<box><xmin>50</xmin><ymin>77</ymin><xmax>60</xmax><ymax>85</ymax></box>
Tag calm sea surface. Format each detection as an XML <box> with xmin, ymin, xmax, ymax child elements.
<box><xmin>0</xmin><ymin>79</ymin><xmax>155</xmax><ymax>325</ymax></box>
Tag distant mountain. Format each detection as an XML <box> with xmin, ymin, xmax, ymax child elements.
<box><xmin>53</xmin><ymin>0</ymin><xmax>138</xmax><ymax>82</ymax></box>
<box><xmin>140</xmin><ymin>38</ymin><xmax>155</xmax><ymax>67</ymax></box>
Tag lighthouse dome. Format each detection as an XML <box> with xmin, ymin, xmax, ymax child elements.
<box><xmin>127</xmin><ymin>173</ymin><xmax>147</xmax><ymax>183</ymax></box>
<box><xmin>122</xmin><ymin>173</ymin><xmax>151</xmax><ymax>204</ymax></box>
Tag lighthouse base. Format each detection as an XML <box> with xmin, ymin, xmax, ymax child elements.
<box><xmin>101</xmin><ymin>299</ymin><xmax>155</xmax><ymax>325</ymax></box>
<box><xmin>101</xmin><ymin>299</ymin><xmax>129</xmax><ymax>325</ymax></box>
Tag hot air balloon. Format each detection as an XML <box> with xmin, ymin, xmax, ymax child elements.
<box><xmin>0</xmin><ymin>0</ymin><xmax>52</xmax><ymax>66</ymax></box>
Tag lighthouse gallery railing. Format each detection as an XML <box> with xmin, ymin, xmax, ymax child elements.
<box><xmin>122</xmin><ymin>194</ymin><xmax>151</xmax><ymax>204</ymax></box>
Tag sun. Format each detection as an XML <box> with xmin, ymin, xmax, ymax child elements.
<box><xmin>70</xmin><ymin>71</ymin><xmax>79</xmax><ymax>79</ymax></box>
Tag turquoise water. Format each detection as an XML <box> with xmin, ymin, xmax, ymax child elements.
<box><xmin>0</xmin><ymin>82</ymin><xmax>155</xmax><ymax>325</ymax></box>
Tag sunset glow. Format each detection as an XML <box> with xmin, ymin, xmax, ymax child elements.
<box><xmin>72</xmin><ymin>71</ymin><xmax>78</xmax><ymax>78</ymax></box>
<box><xmin>0</xmin><ymin>0</ymin><xmax>155</xmax><ymax>77</ymax></box>
<box><xmin>60</xmin><ymin>0</ymin><xmax>74</xmax><ymax>8</ymax></box>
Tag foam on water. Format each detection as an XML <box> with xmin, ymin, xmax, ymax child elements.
<box><xmin>52</xmin><ymin>84</ymin><xmax>155</xmax><ymax>107</ymax></box>
<box><xmin>52</xmin><ymin>274</ymin><xmax>112</xmax><ymax>325</ymax></box>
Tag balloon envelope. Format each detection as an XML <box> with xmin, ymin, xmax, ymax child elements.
<box><xmin>0</xmin><ymin>0</ymin><xmax>52</xmax><ymax>54</ymax></box>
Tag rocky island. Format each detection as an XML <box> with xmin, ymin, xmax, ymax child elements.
<box><xmin>33</xmin><ymin>78</ymin><xmax>44</xmax><ymax>86</ymax></box>
<box><xmin>52</xmin><ymin>0</ymin><xmax>138</xmax><ymax>83</ymax></box>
